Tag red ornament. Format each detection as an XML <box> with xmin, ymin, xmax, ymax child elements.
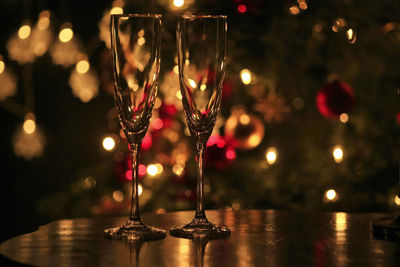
<box><xmin>316</xmin><ymin>80</ymin><xmax>355</xmax><ymax>119</ymax></box>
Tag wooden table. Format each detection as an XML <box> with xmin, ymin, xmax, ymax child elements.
<box><xmin>0</xmin><ymin>210</ymin><xmax>399</xmax><ymax>266</ymax></box>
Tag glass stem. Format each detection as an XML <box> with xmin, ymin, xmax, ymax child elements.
<box><xmin>129</xmin><ymin>143</ymin><xmax>141</xmax><ymax>221</ymax></box>
<box><xmin>195</xmin><ymin>141</ymin><xmax>206</xmax><ymax>219</ymax></box>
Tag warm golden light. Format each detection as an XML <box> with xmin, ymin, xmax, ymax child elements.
<box><xmin>239</xmin><ymin>114</ymin><xmax>250</xmax><ymax>125</ymax></box>
<box><xmin>339</xmin><ymin>113</ymin><xmax>349</xmax><ymax>123</ymax></box>
<box><xmin>23</xmin><ymin>119</ymin><xmax>36</xmax><ymax>134</ymax></box>
<box><xmin>38</xmin><ymin>10</ymin><xmax>51</xmax><ymax>30</ymax></box>
<box><xmin>137</xmin><ymin>37</ymin><xmax>146</xmax><ymax>46</ymax></box>
<box><xmin>325</xmin><ymin>189</ymin><xmax>337</xmax><ymax>201</ymax></box>
<box><xmin>395</xmin><ymin>195</ymin><xmax>400</xmax><ymax>206</ymax></box>
<box><xmin>75</xmin><ymin>60</ymin><xmax>90</xmax><ymax>74</ymax></box>
<box><xmin>18</xmin><ymin>25</ymin><xmax>31</xmax><ymax>39</ymax></box>
<box><xmin>200</xmin><ymin>84</ymin><xmax>207</xmax><ymax>91</ymax></box>
<box><xmin>147</xmin><ymin>164</ymin><xmax>158</xmax><ymax>176</ymax></box>
<box><xmin>59</xmin><ymin>27</ymin><xmax>73</xmax><ymax>43</ymax></box>
<box><xmin>176</xmin><ymin>90</ymin><xmax>182</xmax><ymax>100</ymax></box>
<box><xmin>155</xmin><ymin>163</ymin><xmax>164</xmax><ymax>174</ymax></box>
<box><xmin>289</xmin><ymin>5</ymin><xmax>300</xmax><ymax>15</ymax></box>
<box><xmin>299</xmin><ymin>2</ymin><xmax>307</xmax><ymax>10</ymax></box>
<box><xmin>172</xmin><ymin>164</ymin><xmax>184</xmax><ymax>176</ymax></box>
<box><xmin>266</xmin><ymin>147</ymin><xmax>278</xmax><ymax>165</ymax></box>
<box><xmin>173</xmin><ymin>65</ymin><xmax>179</xmax><ymax>74</ymax></box>
<box><xmin>0</xmin><ymin>60</ymin><xmax>4</xmax><ymax>74</ymax></box>
<box><xmin>102</xmin><ymin>136</ymin><xmax>115</xmax><ymax>151</ymax></box>
<box><xmin>332</xmin><ymin>146</ymin><xmax>344</xmax><ymax>163</ymax></box>
<box><xmin>188</xmin><ymin>79</ymin><xmax>197</xmax><ymax>89</ymax></box>
<box><xmin>112</xmin><ymin>190</ymin><xmax>124</xmax><ymax>202</ymax></box>
<box><xmin>173</xmin><ymin>0</ymin><xmax>184</xmax><ymax>8</ymax></box>
<box><xmin>346</xmin><ymin>28</ymin><xmax>357</xmax><ymax>44</ymax></box>
<box><xmin>240</xmin><ymin>69</ymin><xmax>252</xmax><ymax>85</ymax></box>
<box><xmin>110</xmin><ymin>7</ymin><xmax>123</xmax><ymax>15</ymax></box>
<box><xmin>138</xmin><ymin>184</ymin><xmax>143</xmax><ymax>196</ymax></box>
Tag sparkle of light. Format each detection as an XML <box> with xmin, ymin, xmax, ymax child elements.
<box><xmin>325</xmin><ymin>189</ymin><xmax>337</xmax><ymax>201</ymax></box>
<box><xmin>239</xmin><ymin>114</ymin><xmax>250</xmax><ymax>125</ymax></box>
<box><xmin>18</xmin><ymin>25</ymin><xmax>31</xmax><ymax>40</ymax></box>
<box><xmin>59</xmin><ymin>28</ymin><xmax>73</xmax><ymax>43</ymax></box>
<box><xmin>299</xmin><ymin>2</ymin><xmax>307</xmax><ymax>10</ymax></box>
<box><xmin>266</xmin><ymin>147</ymin><xmax>278</xmax><ymax>165</ymax></box>
<box><xmin>102</xmin><ymin>136</ymin><xmax>115</xmax><ymax>151</ymax></box>
<box><xmin>173</xmin><ymin>0</ymin><xmax>184</xmax><ymax>8</ymax></box>
<box><xmin>188</xmin><ymin>79</ymin><xmax>197</xmax><ymax>89</ymax></box>
<box><xmin>112</xmin><ymin>190</ymin><xmax>124</xmax><ymax>202</ymax></box>
<box><xmin>147</xmin><ymin>164</ymin><xmax>158</xmax><ymax>176</ymax></box>
<box><xmin>172</xmin><ymin>164</ymin><xmax>184</xmax><ymax>176</ymax></box>
<box><xmin>200</xmin><ymin>84</ymin><xmax>207</xmax><ymax>91</ymax></box>
<box><xmin>152</xmin><ymin>118</ymin><xmax>163</xmax><ymax>130</ymax></box>
<box><xmin>75</xmin><ymin>60</ymin><xmax>90</xmax><ymax>74</ymax></box>
<box><xmin>240</xmin><ymin>69</ymin><xmax>252</xmax><ymax>85</ymax></box>
<box><xmin>23</xmin><ymin>119</ymin><xmax>36</xmax><ymax>134</ymax></box>
<box><xmin>339</xmin><ymin>113</ymin><xmax>349</xmax><ymax>123</ymax></box>
<box><xmin>332</xmin><ymin>146</ymin><xmax>344</xmax><ymax>163</ymax></box>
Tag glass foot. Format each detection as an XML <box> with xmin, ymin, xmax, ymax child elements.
<box><xmin>169</xmin><ymin>217</ymin><xmax>231</xmax><ymax>240</ymax></box>
<box><xmin>104</xmin><ymin>219</ymin><xmax>166</xmax><ymax>241</ymax></box>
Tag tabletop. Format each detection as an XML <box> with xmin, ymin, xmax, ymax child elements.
<box><xmin>0</xmin><ymin>210</ymin><xmax>399</xmax><ymax>266</ymax></box>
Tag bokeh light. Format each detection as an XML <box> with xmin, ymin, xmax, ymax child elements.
<box><xmin>112</xmin><ymin>190</ymin><xmax>124</xmax><ymax>202</ymax></box>
<box><xmin>240</xmin><ymin>69</ymin><xmax>252</xmax><ymax>85</ymax></box>
<box><xmin>76</xmin><ymin>60</ymin><xmax>90</xmax><ymax>74</ymax></box>
<box><xmin>395</xmin><ymin>195</ymin><xmax>400</xmax><ymax>206</ymax></box>
<box><xmin>0</xmin><ymin>60</ymin><xmax>5</xmax><ymax>74</ymax></box>
<box><xmin>59</xmin><ymin>27</ymin><xmax>73</xmax><ymax>43</ymax></box>
<box><xmin>102</xmin><ymin>136</ymin><xmax>116</xmax><ymax>151</ymax></box>
<box><xmin>339</xmin><ymin>113</ymin><xmax>349</xmax><ymax>123</ymax></box>
<box><xmin>266</xmin><ymin>147</ymin><xmax>278</xmax><ymax>165</ymax></box>
<box><xmin>18</xmin><ymin>25</ymin><xmax>31</xmax><ymax>39</ymax></box>
<box><xmin>23</xmin><ymin>119</ymin><xmax>36</xmax><ymax>134</ymax></box>
<box><xmin>147</xmin><ymin>164</ymin><xmax>158</xmax><ymax>176</ymax></box>
<box><xmin>325</xmin><ymin>189</ymin><xmax>337</xmax><ymax>201</ymax></box>
<box><xmin>173</xmin><ymin>0</ymin><xmax>184</xmax><ymax>7</ymax></box>
<box><xmin>332</xmin><ymin>145</ymin><xmax>344</xmax><ymax>163</ymax></box>
<box><xmin>238</xmin><ymin>4</ymin><xmax>247</xmax><ymax>13</ymax></box>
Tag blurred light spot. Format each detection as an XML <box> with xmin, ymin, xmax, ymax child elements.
<box><xmin>176</xmin><ymin>90</ymin><xmax>182</xmax><ymax>100</ymax></box>
<box><xmin>172</xmin><ymin>164</ymin><xmax>184</xmax><ymax>176</ymax></box>
<box><xmin>156</xmin><ymin>208</ymin><xmax>166</xmax><ymax>214</ymax></box>
<box><xmin>325</xmin><ymin>189</ymin><xmax>337</xmax><ymax>201</ymax></box>
<box><xmin>137</xmin><ymin>37</ymin><xmax>146</xmax><ymax>46</ymax></box>
<box><xmin>76</xmin><ymin>60</ymin><xmax>90</xmax><ymax>74</ymax></box>
<box><xmin>339</xmin><ymin>113</ymin><xmax>349</xmax><ymax>123</ymax></box>
<box><xmin>18</xmin><ymin>25</ymin><xmax>31</xmax><ymax>39</ymax></box>
<box><xmin>141</xmin><ymin>134</ymin><xmax>152</xmax><ymax>150</ymax></box>
<box><xmin>238</xmin><ymin>4</ymin><xmax>247</xmax><ymax>13</ymax></box>
<box><xmin>147</xmin><ymin>164</ymin><xmax>158</xmax><ymax>176</ymax></box>
<box><xmin>232</xmin><ymin>202</ymin><xmax>240</xmax><ymax>211</ymax></box>
<box><xmin>289</xmin><ymin>6</ymin><xmax>300</xmax><ymax>15</ymax></box>
<box><xmin>138</xmin><ymin>184</ymin><xmax>143</xmax><ymax>196</ymax></box>
<box><xmin>239</xmin><ymin>114</ymin><xmax>250</xmax><ymax>125</ymax></box>
<box><xmin>394</xmin><ymin>195</ymin><xmax>400</xmax><ymax>206</ymax></box>
<box><xmin>152</xmin><ymin>118</ymin><xmax>163</xmax><ymax>130</ymax></box>
<box><xmin>200</xmin><ymin>84</ymin><xmax>207</xmax><ymax>91</ymax></box>
<box><xmin>23</xmin><ymin>119</ymin><xmax>36</xmax><ymax>134</ymax></box>
<box><xmin>299</xmin><ymin>2</ymin><xmax>307</xmax><ymax>10</ymax></box>
<box><xmin>103</xmin><ymin>136</ymin><xmax>115</xmax><ymax>151</ymax></box>
<box><xmin>139</xmin><ymin>164</ymin><xmax>147</xmax><ymax>176</ymax></box>
<box><xmin>113</xmin><ymin>190</ymin><xmax>124</xmax><ymax>202</ymax></box>
<box><xmin>154</xmin><ymin>97</ymin><xmax>162</xmax><ymax>109</ymax></box>
<box><xmin>38</xmin><ymin>10</ymin><xmax>51</xmax><ymax>30</ymax></box>
<box><xmin>110</xmin><ymin>7</ymin><xmax>123</xmax><ymax>15</ymax></box>
<box><xmin>167</xmin><ymin>130</ymin><xmax>179</xmax><ymax>142</ymax></box>
<box><xmin>248</xmin><ymin>135</ymin><xmax>261</xmax><ymax>147</ymax></box>
<box><xmin>226</xmin><ymin>149</ymin><xmax>236</xmax><ymax>160</ymax></box>
<box><xmin>346</xmin><ymin>28</ymin><xmax>357</xmax><ymax>44</ymax></box>
<box><xmin>335</xmin><ymin>212</ymin><xmax>347</xmax><ymax>231</ymax></box>
<box><xmin>293</xmin><ymin>97</ymin><xmax>305</xmax><ymax>110</ymax></box>
<box><xmin>82</xmin><ymin>176</ymin><xmax>96</xmax><ymax>189</ymax></box>
<box><xmin>155</xmin><ymin>163</ymin><xmax>163</xmax><ymax>174</ymax></box>
<box><xmin>173</xmin><ymin>65</ymin><xmax>179</xmax><ymax>74</ymax></box>
<box><xmin>240</xmin><ymin>69</ymin><xmax>251</xmax><ymax>85</ymax></box>
<box><xmin>188</xmin><ymin>79</ymin><xmax>197</xmax><ymax>89</ymax></box>
<box><xmin>266</xmin><ymin>147</ymin><xmax>278</xmax><ymax>165</ymax></box>
<box><xmin>125</xmin><ymin>170</ymin><xmax>132</xmax><ymax>180</ymax></box>
<box><xmin>332</xmin><ymin>145</ymin><xmax>343</xmax><ymax>163</ymax></box>
<box><xmin>173</xmin><ymin>0</ymin><xmax>184</xmax><ymax>8</ymax></box>
<box><xmin>59</xmin><ymin>27</ymin><xmax>73</xmax><ymax>43</ymax></box>
<box><xmin>0</xmin><ymin>60</ymin><xmax>4</xmax><ymax>74</ymax></box>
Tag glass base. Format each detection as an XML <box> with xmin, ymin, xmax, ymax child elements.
<box><xmin>104</xmin><ymin>219</ymin><xmax>166</xmax><ymax>241</ymax></box>
<box><xmin>169</xmin><ymin>217</ymin><xmax>231</xmax><ymax>240</ymax></box>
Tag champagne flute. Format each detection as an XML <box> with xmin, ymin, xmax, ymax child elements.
<box><xmin>104</xmin><ymin>14</ymin><xmax>166</xmax><ymax>241</ymax></box>
<box><xmin>170</xmin><ymin>15</ymin><xmax>230</xmax><ymax>239</ymax></box>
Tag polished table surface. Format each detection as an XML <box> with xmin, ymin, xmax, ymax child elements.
<box><xmin>0</xmin><ymin>210</ymin><xmax>399</xmax><ymax>266</ymax></box>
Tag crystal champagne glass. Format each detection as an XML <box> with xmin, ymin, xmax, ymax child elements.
<box><xmin>104</xmin><ymin>14</ymin><xmax>166</xmax><ymax>241</ymax></box>
<box><xmin>169</xmin><ymin>15</ymin><xmax>230</xmax><ymax>239</ymax></box>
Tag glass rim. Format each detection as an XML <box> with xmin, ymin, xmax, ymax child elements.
<box><xmin>110</xmin><ymin>14</ymin><xmax>162</xmax><ymax>19</ymax></box>
<box><xmin>180</xmin><ymin>14</ymin><xmax>227</xmax><ymax>19</ymax></box>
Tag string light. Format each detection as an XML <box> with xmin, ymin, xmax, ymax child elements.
<box><xmin>325</xmin><ymin>189</ymin><xmax>337</xmax><ymax>201</ymax></box>
<box><xmin>102</xmin><ymin>136</ymin><xmax>116</xmax><ymax>151</ymax></box>
<box><xmin>240</xmin><ymin>69</ymin><xmax>252</xmax><ymax>85</ymax></box>
<box><xmin>266</xmin><ymin>147</ymin><xmax>278</xmax><ymax>165</ymax></box>
<box><xmin>112</xmin><ymin>190</ymin><xmax>124</xmax><ymax>202</ymax></box>
<box><xmin>332</xmin><ymin>145</ymin><xmax>344</xmax><ymax>163</ymax></box>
